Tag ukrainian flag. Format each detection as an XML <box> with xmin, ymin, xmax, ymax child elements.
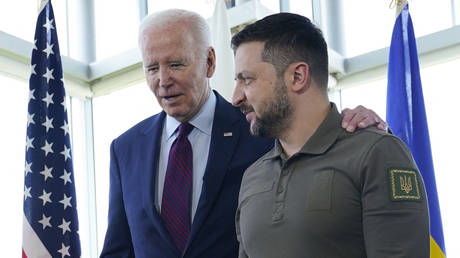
<box><xmin>386</xmin><ymin>2</ymin><xmax>446</xmax><ymax>257</ymax></box>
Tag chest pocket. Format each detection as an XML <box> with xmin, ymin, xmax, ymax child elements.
<box><xmin>306</xmin><ymin>170</ymin><xmax>334</xmax><ymax>211</ymax></box>
<box><xmin>240</xmin><ymin>181</ymin><xmax>274</xmax><ymax>205</ymax></box>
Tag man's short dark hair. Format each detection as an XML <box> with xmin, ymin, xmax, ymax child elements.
<box><xmin>231</xmin><ymin>13</ymin><xmax>329</xmax><ymax>89</ymax></box>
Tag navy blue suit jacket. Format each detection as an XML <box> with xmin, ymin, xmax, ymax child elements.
<box><xmin>100</xmin><ymin>91</ymin><xmax>273</xmax><ymax>258</ymax></box>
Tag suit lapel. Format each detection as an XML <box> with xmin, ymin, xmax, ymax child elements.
<box><xmin>186</xmin><ymin>92</ymin><xmax>242</xmax><ymax>248</ymax></box>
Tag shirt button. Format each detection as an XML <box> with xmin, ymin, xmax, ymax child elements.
<box><xmin>272</xmin><ymin>213</ymin><xmax>284</xmax><ymax>221</ymax></box>
<box><xmin>275</xmin><ymin>202</ymin><xmax>284</xmax><ymax>212</ymax></box>
<box><xmin>281</xmin><ymin>169</ymin><xmax>289</xmax><ymax>176</ymax></box>
<box><xmin>277</xmin><ymin>185</ymin><xmax>284</xmax><ymax>193</ymax></box>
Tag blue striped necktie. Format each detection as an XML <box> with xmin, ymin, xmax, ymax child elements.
<box><xmin>161</xmin><ymin>122</ymin><xmax>194</xmax><ymax>253</ymax></box>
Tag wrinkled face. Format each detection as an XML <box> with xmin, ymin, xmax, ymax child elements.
<box><xmin>232</xmin><ymin>41</ymin><xmax>292</xmax><ymax>138</ymax></box>
<box><xmin>141</xmin><ymin>23</ymin><xmax>213</xmax><ymax>122</ymax></box>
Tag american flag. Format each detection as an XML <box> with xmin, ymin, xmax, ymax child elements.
<box><xmin>22</xmin><ymin>1</ymin><xmax>81</xmax><ymax>257</ymax></box>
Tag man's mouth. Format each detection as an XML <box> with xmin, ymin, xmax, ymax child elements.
<box><xmin>240</xmin><ymin>105</ymin><xmax>255</xmax><ymax>115</ymax></box>
<box><xmin>240</xmin><ymin>105</ymin><xmax>255</xmax><ymax>121</ymax></box>
<box><xmin>163</xmin><ymin>94</ymin><xmax>181</xmax><ymax>102</ymax></box>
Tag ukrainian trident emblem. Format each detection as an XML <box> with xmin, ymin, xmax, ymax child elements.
<box><xmin>400</xmin><ymin>175</ymin><xmax>412</xmax><ymax>194</ymax></box>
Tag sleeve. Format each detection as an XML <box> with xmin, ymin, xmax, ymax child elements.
<box><xmin>235</xmin><ymin>206</ymin><xmax>249</xmax><ymax>258</ymax></box>
<box><xmin>99</xmin><ymin>140</ymin><xmax>135</xmax><ymax>258</ymax></box>
<box><xmin>360</xmin><ymin>135</ymin><xmax>430</xmax><ymax>258</ymax></box>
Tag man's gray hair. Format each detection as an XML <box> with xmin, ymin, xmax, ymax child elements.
<box><xmin>138</xmin><ymin>9</ymin><xmax>211</xmax><ymax>54</ymax></box>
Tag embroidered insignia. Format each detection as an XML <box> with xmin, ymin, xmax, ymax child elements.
<box><xmin>388</xmin><ymin>168</ymin><xmax>422</xmax><ymax>202</ymax></box>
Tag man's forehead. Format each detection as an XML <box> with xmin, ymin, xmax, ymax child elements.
<box><xmin>144</xmin><ymin>28</ymin><xmax>183</xmax><ymax>42</ymax></box>
<box><xmin>142</xmin><ymin>29</ymin><xmax>194</xmax><ymax>54</ymax></box>
<box><xmin>237</xmin><ymin>41</ymin><xmax>264</xmax><ymax>50</ymax></box>
<box><xmin>142</xmin><ymin>21</ymin><xmax>192</xmax><ymax>44</ymax></box>
<box><xmin>235</xmin><ymin>43</ymin><xmax>264</xmax><ymax>66</ymax></box>
<box><xmin>236</xmin><ymin>42</ymin><xmax>264</xmax><ymax>58</ymax></box>
<box><xmin>142</xmin><ymin>46</ymin><xmax>189</xmax><ymax>64</ymax></box>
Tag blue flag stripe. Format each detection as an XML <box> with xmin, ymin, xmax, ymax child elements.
<box><xmin>386</xmin><ymin>4</ymin><xmax>445</xmax><ymax>255</ymax></box>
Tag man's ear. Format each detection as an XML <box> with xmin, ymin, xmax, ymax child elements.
<box><xmin>206</xmin><ymin>47</ymin><xmax>216</xmax><ymax>78</ymax></box>
<box><xmin>289</xmin><ymin>62</ymin><xmax>309</xmax><ymax>93</ymax></box>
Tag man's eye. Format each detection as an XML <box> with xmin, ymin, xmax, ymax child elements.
<box><xmin>147</xmin><ymin>67</ymin><xmax>158</xmax><ymax>73</ymax></box>
<box><xmin>236</xmin><ymin>75</ymin><xmax>255</xmax><ymax>85</ymax></box>
<box><xmin>242</xmin><ymin>77</ymin><xmax>253</xmax><ymax>85</ymax></box>
<box><xmin>171</xmin><ymin>63</ymin><xmax>184</xmax><ymax>69</ymax></box>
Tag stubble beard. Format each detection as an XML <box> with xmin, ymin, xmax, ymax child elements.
<box><xmin>250</xmin><ymin>80</ymin><xmax>293</xmax><ymax>139</ymax></box>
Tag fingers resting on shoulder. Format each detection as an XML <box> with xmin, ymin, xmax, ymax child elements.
<box><xmin>341</xmin><ymin>105</ymin><xmax>388</xmax><ymax>133</ymax></box>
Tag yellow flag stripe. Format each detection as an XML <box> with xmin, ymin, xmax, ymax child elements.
<box><xmin>430</xmin><ymin>236</ymin><xmax>446</xmax><ymax>258</ymax></box>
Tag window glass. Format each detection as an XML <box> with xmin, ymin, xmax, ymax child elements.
<box><xmin>95</xmin><ymin>0</ymin><xmax>139</xmax><ymax>60</ymax></box>
<box><xmin>0</xmin><ymin>0</ymin><xmax>68</xmax><ymax>55</ymax></box>
<box><xmin>410</xmin><ymin>1</ymin><xmax>453</xmax><ymax>37</ymax></box>
<box><xmin>339</xmin><ymin>78</ymin><xmax>387</xmax><ymax>119</ymax></box>
<box><xmin>289</xmin><ymin>0</ymin><xmax>312</xmax><ymax>19</ymax></box>
<box><xmin>342</xmin><ymin>0</ymin><xmax>452</xmax><ymax>57</ymax></box>
<box><xmin>339</xmin><ymin>58</ymin><xmax>460</xmax><ymax>257</ymax></box>
<box><xmin>259</xmin><ymin>0</ymin><xmax>280</xmax><ymax>13</ymax></box>
<box><xmin>93</xmin><ymin>82</ymin><xmax>162</xmax><ymax>254</ymax></box>
<box><xmin>148</xmin><ymin>0</ymin><xmax>215</xmax><ymax>19</ymax></box>
<box><xmin>419</xmin><ymin>58</ymin><xmax>460</xmax><ymax>258</ymax></box>
<box><xmin>0</xmin><ymin>0</ymin><xmax>38</xmax><ymax>42</ymax></box>
<box><xmin>0</xmin><ymin>75</ymin><xmax>28</xmax><ymax>257</ymax></box>
<box><xmin>147</xmin><ymin>0</ymin><xmax>279</xmax><ymax>19</ymax></box>
<box><xmin>52</xmin><ymin>0</ymin><xmax>69</xmax><ymax>56</ymax></box>
<box><xmin>68</xmin><ymin>95</ymin><xmax>91</xmax><ymax>258</ymax></box>
<box><xmin>455</xmin><ymin>0</ymin><xmax>460</xmax><ymax>25</ymax></box>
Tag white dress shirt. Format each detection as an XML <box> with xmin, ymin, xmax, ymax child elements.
<box><xmin>156</xmin><ymin>91</ymin><xmax>216</xmax><ymax>222</ymax></box>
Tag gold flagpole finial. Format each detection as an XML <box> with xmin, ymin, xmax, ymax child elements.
<box><xmin>389</xmin><ymin>0</ymin><xmax>408</xmax><ymax>17</ymax></box>
<box><xmin>389</xmin><ymin>0</ymin><xmax>402</xmax><ymax>9</ymax></box>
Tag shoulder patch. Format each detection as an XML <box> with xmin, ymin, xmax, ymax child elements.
<box><xmin>387</xmin><ymin>168</ymin><xmax>422</xmax><ymax>202</ymax></box>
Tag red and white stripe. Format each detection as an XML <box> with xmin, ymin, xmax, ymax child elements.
<box><xmin>22</xmin><ymin>214</ymin><xmax>51</xmax><ymax>258</ymax></box>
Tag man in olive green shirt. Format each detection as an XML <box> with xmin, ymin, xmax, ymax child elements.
<box><xmin>231</xmin><ymin>13</ymin><xmax>430</xmax><ymax>258</ymax></box>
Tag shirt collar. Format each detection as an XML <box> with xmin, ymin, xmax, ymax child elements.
<box><xmin>165</xmin><ymin>90</ymin><xmax>216</xmax><ymax>140</ymax></box>
<box><xmin>264</xmin><ymin>102</ymin><xmax>343</xmax><ymax>160</ymax></box>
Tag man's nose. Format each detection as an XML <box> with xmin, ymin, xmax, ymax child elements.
<box><xmin>159</xmin><ymin>67</ymin><xmax>172</xmax><ymax>87</ymax></box>
<box><xmin>232</xmin><ymin>83</ymin><xmax>246</xmax><ymax>107</ymax></box>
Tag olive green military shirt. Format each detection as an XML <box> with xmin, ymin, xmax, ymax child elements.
<box><xmin>236</xmin><ymin>103</ymin><xmax>429</xmax><ymax>258</ymax></box>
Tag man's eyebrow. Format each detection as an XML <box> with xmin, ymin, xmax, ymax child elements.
<box><xmin>235</xmin><ymin>73</ymin><xmax>247</xmax><ymax>81</ymax></box>
<box><xmin>236</xmin><ymin>71</ymin><xmax>254</xmax><ymax>79</ymax></box>
<box><xmin>167</xmin><ymin>59</ymin><xmax>185</xmax><ymax>63</ymax></box>
<box><xmin>144</xmin><ymin>62</ymin><xmax>158</xmax><ymax>69</ymax></box>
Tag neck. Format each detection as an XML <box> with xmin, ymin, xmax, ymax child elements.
<box><xmin>279</xmin><ymin>96</ymin><xmax>330</xmax><ymax>158</ymax></box>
